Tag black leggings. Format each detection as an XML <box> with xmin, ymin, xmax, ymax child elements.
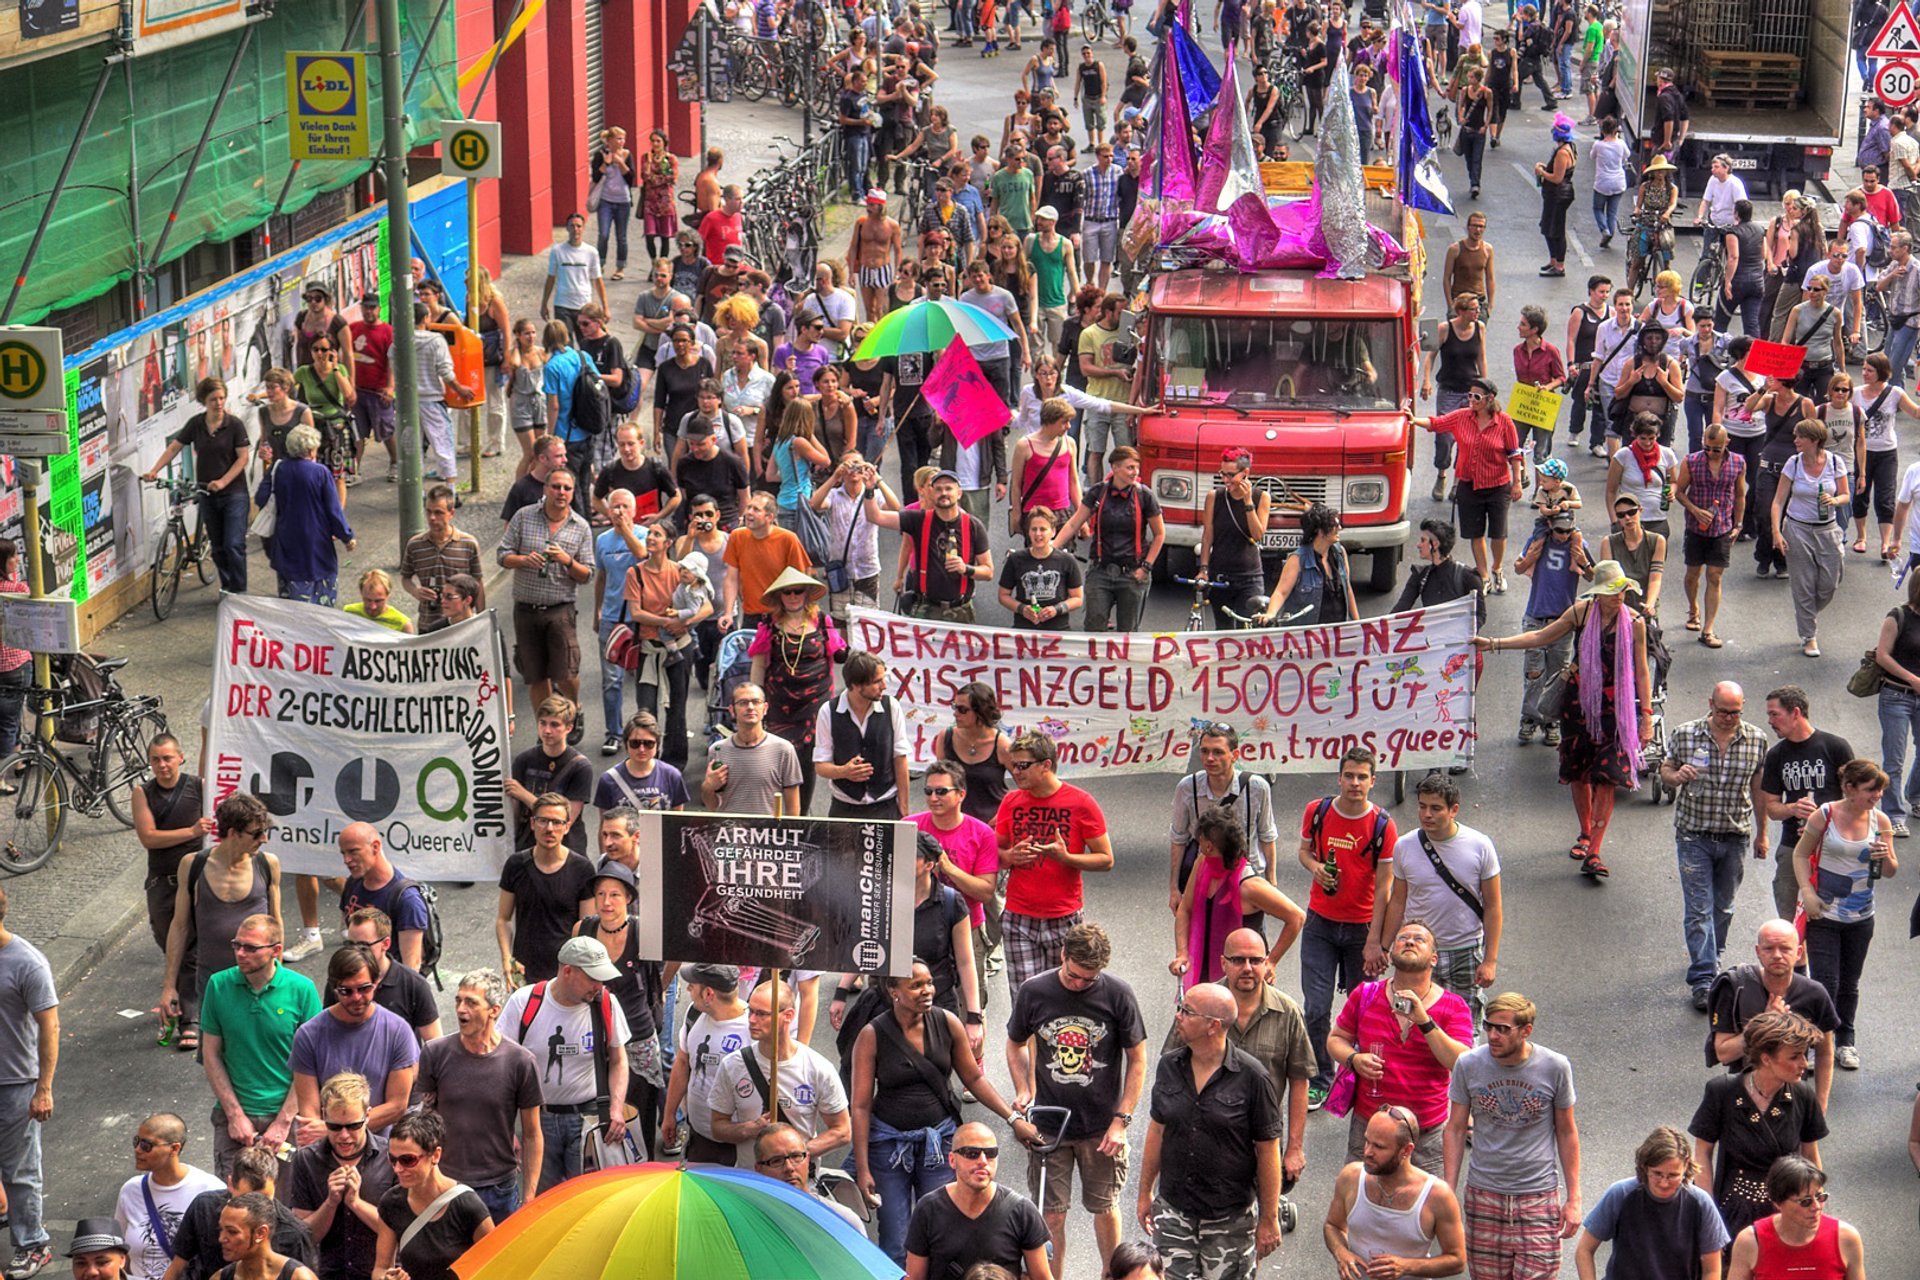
<box><xmin>1853</xmin><ymin>446</ymin><xmax>1900</xmax><ymax>525</ymax></box>
<box><xmin>1540</xmin><ymin>197</ymin><xmax>1571</xmax><ymax>263</ymax></box>
<box><xmin>1728</xmin><ymin>432</ymin><xmax>1764</xmax><ymax>538</ymax></box>
<box><xmin>1752</xmin><ymin>462</ymin><xmax>1788</xmax><ymax>572</ymax></box>
<box><xmin>645</xmin><ymin>234</ymin><xmax>672</xmax><ymax>262</ymax></box>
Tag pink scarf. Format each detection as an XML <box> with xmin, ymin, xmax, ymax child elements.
<box><xmin>1577</xmin><ymin>601</ymin><xmax>1641</xmax><ymax>788</ymax></box>
<box><xmin>1184</xmin><ymin>856</ymin><xmax>1246</xmax><ymax>991</ymax></box>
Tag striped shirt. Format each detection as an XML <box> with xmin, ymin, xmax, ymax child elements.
<box><xmin>1083</xmin><ymin>162</ymin><xmax>1121</xmax><ymax>222</ymax></box>
<box><xmin>1665</xmin><ymin>718</ymin><xmax>1767</xmax><ymax>836</ymax></box>
<box><xmin>497</xmin><ymin>503</ymin><xmax>595</xmax><ymax>607</ymax></box>
<box><xmin>1682</xmin><ymin>450</ymin><xmax>1744</xmax><ymax>538</ymax></box>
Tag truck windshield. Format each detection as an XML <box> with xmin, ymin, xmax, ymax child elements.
<box><xmin>1151</xmin><ymin>315</ymin><xmax>1404</xmax><ymax>411</ymax></box>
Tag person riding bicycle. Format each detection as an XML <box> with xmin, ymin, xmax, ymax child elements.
<box><xmin>1628</xmin><ymin>155</ymin><xmax>1681</xmax><ymax>276</ymax></box>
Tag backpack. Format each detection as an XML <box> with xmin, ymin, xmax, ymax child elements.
<box><xmin>569</xmin><ymin>349</ymin><xmax>613</xmax><ymax>436</ymax></box>
<box><xmin>386</xmin><ymin>876</ymin><xmax>447</xmax><ymax>990</ymax></box>
<box><xmin>1307</xmin><ymin>796</ymin><xmax>1392</xmax><ymax>868</ymax></box>
<box><xmin>1862</xmin><ymin>213</ymin><xmax>1893</xmax><ymax>270</ymax></box>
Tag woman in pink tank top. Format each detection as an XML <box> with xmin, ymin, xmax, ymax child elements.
<box><xmin>1007</xmin><ymin>394</ymin><xmax>1082</xmax><ymax>535</ymax></box>
<box><xmin>1727</xmin><ymin>1156</ymin><xmax>1863</xmax><ymax>1280</ymax></box>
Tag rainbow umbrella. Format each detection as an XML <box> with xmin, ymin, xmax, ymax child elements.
<box><xmin>853</xmin><ymin>297</ymin><xmax>1017</xmax><ymax>359</ymax></box>
<box><xmin>451</xmin><ymin>1164</ymin><xmax>900</xmax><ymax>1280</ymax></box>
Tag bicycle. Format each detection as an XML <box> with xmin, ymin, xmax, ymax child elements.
<box><xmin>1862</xmin><ymin>287</ymin><xmax>1889</xmax><ymax>356</ymax></box>
<box><xmin>1690</xmin><ymin>221</ymin><xmax>1730</xmax><ymax>309</ymax></box>
<box><xmin>1175</xmin><ymin>573</ymin><xmax>1272</xmax><ymax>632</ymax></box>
<box><xmin>1262</xmin><ymin>48</ymin><xmax>1311</xmax><ymax>141</ymax></box>
<box><xmin>145</xmin><ymin>477</ymin><xmax>215</xmax><ymax>621</ymax></box>
<box><xmin>0</xmin><ymin>663</ymin><xmax>168</xmax><ymax>874</ymax></box>
<box><xmin>1625</xmin><ymin>213</ymin><xmax>1675</xmax><ymax>301</ymax></box>
<box><xmin>1079</xmin><ymin>0</ymin><xmax>1117</xmax><ymax>43</ymax></box>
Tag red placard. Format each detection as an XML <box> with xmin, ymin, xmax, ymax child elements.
<box><xmin>1744</xmin><ymin>341</ymin><xmax>1808</xmax><ymax>380</ymax></box>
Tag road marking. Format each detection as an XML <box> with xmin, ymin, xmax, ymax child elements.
<box><xmin>1510</xmin><ymin>161</ymin><xmax>1592</xmax><ymax>266</ymax></box>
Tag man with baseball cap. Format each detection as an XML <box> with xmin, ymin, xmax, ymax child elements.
<box><xmin>499</xmin><ymin>936</ymin><xmax>632</xmax><ymax>1189</ymax></box>
<box><xmin>848</xmin><ymin>188</ymin><xmax>905</xmax><ymax>323</ymax></box>
<box><xmin>864</xmin><ymin>469</ymin><xmax>994</xmax><ymax>622</ymax></box>
<box><xmin>662</xmin><ymin>964</ymin><xmax>751</xmax><ymax>1165</ymax></box>
<box><xmin>66</xmin><ymin>1220</ymin><xmax>128</xmax><ymax>1280</ymax></box>
<box><xmin>1027</xmin><ymin>205</ymin><xmax>1081</xmax><ymax>351</ymax></box>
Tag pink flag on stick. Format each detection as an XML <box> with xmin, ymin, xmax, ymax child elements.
<box><xmin>923</xmin><ymin>336</ymin><xmax>1011</xmax><ymax>448</ymax></box>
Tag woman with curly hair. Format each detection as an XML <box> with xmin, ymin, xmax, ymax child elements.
<box><xmin>712</xmin><ymin>292</ymin><xmax>767</xmax><ymax>371</ymax></box>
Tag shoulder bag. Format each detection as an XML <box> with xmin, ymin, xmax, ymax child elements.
<box><xmin>1322</xmin><ymin>980</ymin><xmax>1385</xmax><ymax>1118</ymax></box>
<box><xmin>1850</xmin><ymin>607</ymin><xmax>1902</xmax><ymax>696</ymax></box>
<box><xmin>1416</xmin><ymin>830</ymin><xmax>1485</xmax><ymax>920</ymax></box>
<box><xmin>396</xmin><ymin>1181</ymin><xmax>472</xmax><ymax>1259</ymax></box>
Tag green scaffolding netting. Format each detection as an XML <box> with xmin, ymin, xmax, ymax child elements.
<box><xmin>0</xmin><ymin>0</ymin><xmax>460</xmax><ymax>325</ymax></box>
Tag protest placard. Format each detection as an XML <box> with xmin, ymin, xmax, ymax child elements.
<box><xmin>1745</xmin><ymin>340</ymin><xmax>1807</xmax><ymax>380</ymax></box>
<box><xmin>848</xmin><ymin>598</ymin><xmax>1479</xmax><ymax>776</ymax></box>
<box><xmin>634</xmin><ymin>812</ymin><xmax>916</xmax><ymax>975</ymax></box>
<box><xmin>1507</xmin><ymin>383</ymin><xmax>1566</xmax><ymax>432</ymax></box>
<box><xmin>204</xmin><ymin>595</ymin><xmax>514</xmax><ymax>878</ymax></box>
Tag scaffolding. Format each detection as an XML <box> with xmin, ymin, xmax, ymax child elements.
<box><xmin>0</xmin><ymin>0</ymin><xmax>459</xmax><ymax>325</ymax></box>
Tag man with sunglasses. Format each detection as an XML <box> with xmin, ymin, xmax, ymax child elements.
<box><xmin>905</xmin><ymin>1120</ymin><xmax>1053</xmax><ymax>1280</ymax></box>
<box><xmin>995</xmin><ymin>732</ymin><xmax>1114</xmax><ymax>996</ymax></box>
<box><xmin>197</xmin><ymin>914</ymin><xmax>319</xmax><ymax>1178</ymax></box>
<box><xmin>1723</xmin><ymin>1156</ymin><xmax>1865</xmax><ymax>1280</ymax></box>
<box><xmin>1444</xmin><ymin>993</ymin><xmax>1583</xmax><ymax>1279</ymax></box>
<box><xmin>285</xmin><ymin>1074</ymin><xmax>393</xmax><ymax>1280</ymax></box>
<box><xmin>334</xmin><ymin>911</ymin><xmax>440</xmax><ymax>1043</ymax></box>
<box><xmin>909</xmin><ymin>761</ymin><xmax>1000</xmax><ymax>1006</ymax></box>
<box><xmin>1137</xmin><ymin>983</ymin><xmax>1284</xmax><ymax>1279</ymax></box>
<box><xmin>289</xmin><ymin>948</ymin><xmax>420</xmax><ymax>1145</ymax></box>
<box><xmin>114</xmin><ymin>1114</ymin><xmax>224</xmax><ymax>1280</ymax></box>
<box><xmin>1672</xmin><ymin>423</ymin><xmax>1746</xmax><ymax>648</ymax></box>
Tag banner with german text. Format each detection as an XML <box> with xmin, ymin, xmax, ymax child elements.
<box><xmin>205</xmin><ymin>595</ymin><xmax>514</xmax><ymax>878</ymax></box>
<box><xmin>848</xmin><ymin>599</ymin><xmax>1479</xmax><ymax>776</ymax></box>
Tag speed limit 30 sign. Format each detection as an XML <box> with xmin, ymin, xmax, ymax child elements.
<box><xmin>1877</xmin><ymin>61</ymin><xmax>1920</xmax><ymax>109</ymax></box>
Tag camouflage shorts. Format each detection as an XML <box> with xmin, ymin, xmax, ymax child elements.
<box><xmin>1151</xmin><ymin>1200</ymin><xmax>1257</xmax><ymax>1280</ymax></box>
<box><xmin>910</xmin><ymin>599</ymin><xmax>976</xmax><ymax>624</ymax></box>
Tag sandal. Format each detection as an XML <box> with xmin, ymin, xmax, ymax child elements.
<box><xmin>1852</xmin><ymin>540</ymin><xmax>1867</xmax><ymax>553</ymax></box>
<box><xmin>1580</xmin><ymin>852</ymin><xmax>1610</xmax><ymax>879</ymax></box>
<box><xmin>1569</xmin><ymin>834</ymin><xmax>1592</xmax><ymax>860</ymax></box>
<box><xmin>1700</xmin><ymin>633</ymin><xmax>1723</xmax><ymax>648</ymax></box>
<box><xmin>1685</xmin><ymin>613</ymin><xmax>1702</xmax><ymax>632</ymax></box>
<box><xmin>176</xmin><ymin>1024</ymin><xmax>199</xmax><ymax>1052</ymax></box>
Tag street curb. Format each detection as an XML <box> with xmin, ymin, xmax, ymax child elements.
<box><xmin>45</xmin><ymin>856</ymin><xmax>152</xmax><ymax>996</ymax></box>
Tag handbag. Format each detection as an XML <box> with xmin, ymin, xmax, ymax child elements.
<box><xmin>1849</xmin><ymin>648</ymin><xmax>1890</xmax><ymax>697</ymax></box>
<box><xmin>248</xmin><ymin>494</ymin><xmax>278</xmax><ymax>544</ymax></box>
<box><xmin>793</xmin><ymin>496</ymin><xmax>832</xmax><ymax>565</ymax></box>
<box><xmin>824</xmin><ymin>499</ymin><xmax>861</xmax><ymax>595</ymax></box>
<box><xmin>604</xmin><ymin>598</ymin><xmax>643</xmax><ymax>672</ymax></box>
<box><xmin>397</xmin><ymin>1182</ymin><xmax>471</xmax><ymax>1258</ymax></box>
<box><xmin>586</xmin><ymin>176</ymin><xmax>605</xmax><ymax>215</ymax></box>
<box><xmin>1534</xmin><ymin>659</ymin><xmax>1575</xmax><ymax>721</ymax></box>
<box><xmin>1324</xmin><ymin>1063</ymin><xmax>1360</xmax><ymax>1117</ymax></box>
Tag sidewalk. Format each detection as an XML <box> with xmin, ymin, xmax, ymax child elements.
<box><xmin>19</xmin><ymin>91</ymin><xmax>856</xmax><ymax>995</ymax></box>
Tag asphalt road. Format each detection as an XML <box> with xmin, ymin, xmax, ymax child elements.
<box><xmin>20</xmin><ymin>23</ymin><xmax>1920</xmax><ymax>1280</ymax></box>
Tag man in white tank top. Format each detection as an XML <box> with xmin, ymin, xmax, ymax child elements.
<box><xmin>1325</xmin><ymin>1107</ymin><xmax>1468</xmax><ymax>1278</ymax></box>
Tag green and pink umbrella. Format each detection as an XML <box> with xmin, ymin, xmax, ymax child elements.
<box><xmin>852</xmin><ymin>296</ymin><xmax>1017</xmax><ymax>359</ymax></box>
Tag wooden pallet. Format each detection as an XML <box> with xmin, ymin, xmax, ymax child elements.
<box><xmin>1700</xmin><ymin>69</ymin><xmax>1804</xmax><ymax>91</ymax></box>
<box><xmin>1699</xmin><ymin>50</ymin><xmax>1803</xmax><ymax>72</ymax></box>
<box><xmin>1697</xmin><ymin>89</ymin><xmax>1804</xmax><ymax>107</ymax></box>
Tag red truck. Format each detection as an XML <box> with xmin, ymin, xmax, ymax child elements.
<box><xmin>1133</xmin><ymin>172</ymin><xmax>1424</xmax><ymax>596</ymax></box>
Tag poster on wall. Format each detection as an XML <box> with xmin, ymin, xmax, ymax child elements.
<box><xmin>634</xmin><ymin>813</ymin><xmax>916</xmax><ymax>976</ymax></box>
<box><xmin>127</xmin><ymin>0</ymin><xmax>248</xmax><ymax>57</ymax></box>
<box><xmin>0</xmin><ymin>0</ymin><xmax>114</xmax><ymax>69</ymax></box>
<box><xmin>848</xmin><ymin>598</ymin><xmax>1481</xmax><ymax>777</ymax></box>
<box><xmin>204</xmin><ymin>594</ymin><xmax>515</xmax><ymax>879</ymax></box>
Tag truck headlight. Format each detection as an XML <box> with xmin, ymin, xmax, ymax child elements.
<box><xmin>1346</xmin><ymin>479</ymin><xmax>1387</xmax><ymax>509</ymax></box>
<box><xmin>1157</xmin><ymin>475</ymin><xmax>1194</xmax><ymax>504</ymax></box>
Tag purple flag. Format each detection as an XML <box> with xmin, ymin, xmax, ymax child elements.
<box><xmin>1153</xmin><ymin>29</ymin><xmax>1197</xmax><ymax>204</ymax></box>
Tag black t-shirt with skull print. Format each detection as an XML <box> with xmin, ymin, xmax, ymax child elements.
<box><xmin>1005</xmin><ymin>968</ymin><xmax>1147</xmax><ymax>1141</ymax></box>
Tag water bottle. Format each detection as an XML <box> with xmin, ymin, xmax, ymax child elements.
<box><xmin>1690</xmin><ymin>744</ymin><xmax>1711</xmax><ymax>780</ymax></box>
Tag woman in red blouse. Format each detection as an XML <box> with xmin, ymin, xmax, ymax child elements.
<box><xmin>1407</xmin><ymin>376</ymin><xmax>1526</xmax><ymax>595</ymax></box>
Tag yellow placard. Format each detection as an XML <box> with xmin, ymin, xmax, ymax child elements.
<box><xmin>286</xmin><ymin>51</ymin><xmax>370</xmax><ymax>161</ymax></box>
<box><xmin>1507</xmin><ymin>383</ymin><xmax>1566</xmax><ymax>432</ymax></box>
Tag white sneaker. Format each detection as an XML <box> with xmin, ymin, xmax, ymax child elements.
<box><xmin>283</xmin><ymin>934</ymin><xmax>325</xmax><ymax>962</ymax></box>
<box><xmin>1836</xmin><ymin>1045</ymin><xmax>1860</xmax><ymax>1070</ymax></box>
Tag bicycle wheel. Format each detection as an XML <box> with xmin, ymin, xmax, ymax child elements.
<box><xmin>1689</xmin><ymin>255</ymin><xmax>1721</xmax><ymax>308</ymax></box>
<box><xmin>192</xmin><ymin>524</ymin><xmax>215</xmax><ymax>587</ymax></box>
<box><xmin>1285</xmin><ymin>88</ymin><xmax>1309</xmax><ymax>141</ymax></box>
<box><xmin>0</xmin><ymin>751</ymin><xmax>67</xmax><ymax>876</ymax></box>
<box><xmin>1079</xmin><ymin>3</ymin><xmax>1108</xmax><ymax>42</ymax></box>
<box><xmin>100</xmin><ymin>709</ymin><xmax>167</xmax><ymax>828</ymax></box>
<box><xmin>737</xmin><ymin>53</ymin><xmax>773</xmax><ymax>102</ymax></box>
<box><xmin>1865</xmin><ymin>295</ymin><xmax>1889</xmax><ymax>354</ymax></box>
<box><xmin>150</xmin><ymin>525</ymin><xmax>184</xmax><ymax>621</ymax></box>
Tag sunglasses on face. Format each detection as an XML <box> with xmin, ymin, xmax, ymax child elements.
<box><xmin>628</xmin><ymin>738</ymin><xmax>659</xmax><ymax>749</ymax></box>
<box><xmin>952</xmin><ymin>1145</ymin><xmax>999</xmax><ymax>1160</ymax></box>
<box><xmin>327</xmin><ymin>1119</ymin><xmax>367</xmax><ymax>1132</ymax></box>
<box><xmin>925</xmin><ymin>786</ymin><xmax>958</xmax><ymax>797</ymax></box>
<box><xmin>336</xmin><ymin>982</ymin><xmax>376</xmax><ymax>998</ymax></box>
<box><xmin>1790</xmin><ymin>1191</ymin><xmax>1830</xmax><ymax>1208</ymax></box>
<box><xmin>388</xmin><ymin>1152</ymin><xmax>428</xmax><ymax>1169</ymax></box>
<box><xmin>231</xmin><ymin>940</ymin><xmax>275</xmax><ymax>954</ymax></box>
<box><xmin>133</xmin><ymin>1137</ymin><xmax>176</xmax><ymax>1153</ymax></box>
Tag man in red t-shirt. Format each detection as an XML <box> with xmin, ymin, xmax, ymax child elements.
<box><xmin>348</xmin><ymin>291</ymin><xmax>397</xmax><ymax>475</ymax></box>
<box><xmin>1295</xmin><ymin>745</ymin><xmax>1397</xmax><ymax>1111</ymax></box>
<box><xmin>698</xmin><ymin>185</ymin><xmax>746</xmax><ymax>265</ymax></box>
<box><xmin>995</xmin><ymin>731</ymin><xmax>1114</xmax><ymax>996</ymax></box>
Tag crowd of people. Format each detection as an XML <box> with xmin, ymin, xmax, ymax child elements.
<box><xmin>10</xmin><ymin>2</ymin><xmax>1913</xmax><ymax>1280</ymax></box>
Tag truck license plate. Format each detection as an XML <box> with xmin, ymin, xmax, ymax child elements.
<box><xmin>1261</xmin><ymin>530</ymin><xmax>1302</xmax><ymax>550</ymax></box>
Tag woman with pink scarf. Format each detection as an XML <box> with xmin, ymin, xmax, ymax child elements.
<box><xmin>1168</xmin><ymin>808</ymin><xmax>1305</xmax><ymax>989</ymax></box>
<box><xmin>1474</xmin><ymin>560</ymin><xmax>1652</xmax><ymax>880</ymax></box>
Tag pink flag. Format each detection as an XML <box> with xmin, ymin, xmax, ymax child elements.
<box><xmin>923</xmin><ymin>336</ymin><xmax>1011</xmax><ymax>448</ymax></box>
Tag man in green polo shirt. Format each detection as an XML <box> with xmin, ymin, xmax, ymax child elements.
<box><xmin>198</xmin><ymin>914</ymin><xmax>320</xmax><ymax>1177</ymax></box>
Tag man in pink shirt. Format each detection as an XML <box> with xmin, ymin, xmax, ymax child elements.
<box><xmin>699</xmin><ymin>185</ymin><xmax>745</xmax><ymax>264</ymax></box>
<box><xmin>1326</xmin><ymin>920</ymin><xmax>1474</xmax><ymax>1175</ymax></box>
<box><xmin>911</xmin><ymin>761</ymin><xmax>1000</xmax><ymax>1003</ymax></box>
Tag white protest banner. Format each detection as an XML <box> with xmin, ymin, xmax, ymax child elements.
<box><xmin>205</xmin><ymin>594</ymin><xmax>514</xmax><ymax>878</ymax></box>
<box><xmin>849</xmin><ymin>599</ymin><xmax>1479</xmax><ymax>776</ymax></box>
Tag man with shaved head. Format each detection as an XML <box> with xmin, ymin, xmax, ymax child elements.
<box><xmin>1661</xmin><ymin>680</ymin><xmax>1769</xmax><ymax>1011</ymax></box>
<box><xmin>1705</xmin><ymin>920</ymin><xmax>1839</xmax><ymax>1110</ymax></box>
<box><xmin>115</xmin><ymin>1113</ymin><xmax>223</xmax><ymax>1280</ymax></box>
<box><xmin>904</xmin><ymin>1120</ymin><xmax>1053</xmax><ymax>1280</ymax></box>
<box><xmin>1137</xmin><ymin>982</ymin><xmax>1284</xmax><ymax>1280</ymax></box>
<box><xmin>336</xmin><ymin>824</ymin><xmax>431</xmax><ymax>972</ymax></box>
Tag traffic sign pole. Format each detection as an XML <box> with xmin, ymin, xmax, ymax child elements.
<box><xmin>468</xmin><ymin>176</ymin><xmax>482</xmax><ymax>496</ymax></box>
<box><xmin>378</xmin><ymin>0</ymin><xmax>423</xmax><ymax>551</ymax></box>
<box><xmin>18</xmin><ymin>463</ymin><xmax>52</xmax><ymax>750</ymax></box>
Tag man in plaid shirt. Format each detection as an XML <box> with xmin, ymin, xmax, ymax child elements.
<box><xmin>1659</xmin><ymin>681</ymin><xmax>1768</xmax><ymax>1012</ymax></box>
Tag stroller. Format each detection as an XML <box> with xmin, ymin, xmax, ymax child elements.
<box><xmin>1640</xmin><ymin>613</ymin><xmax>1676</xmax><ymax>803</ymax></box>
<box><xmin>704</xmin><ymin>629</ymin><xmax>757</xmax><ymax>746</ymax></box>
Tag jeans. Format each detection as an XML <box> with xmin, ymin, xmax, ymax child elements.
<box><xmin>1461</xmin><ymin>130</ymin><xmax>1487</xmax><ymax>191</ymax></box>
<box><xmin>1717</xmin><ymin>277</ymin><xmax>1765</xmax><ymax>336</ymax></box>
<box><xmin>1591</xmin><ymin>382</ymin><xmax>1614</xmax><ymax>448</ymax></box>
<box><xmin>1519</xmin><ymin>613</ymin><xmax>1573</xmax><ymax>728</ymax></box>
<box><xmin>470</xmin><ymin>1177</ymin><xmax>521</xmax><ymax>1224</ymax></box>
<box><xmin>843</xmin><ymin>130</ymin><xmax>871</xmax><ymax>198</ymax></box>
<box><xmin>597</xmin><ymin>200</ymin><xmax>631</xmax><ymax>269</ymax></box>
<box><xmin>539</xmin><ymin>1110</ymin><xmax>586</xmax><ymax>1193</ymax></box>
<box><xmin>1887</xmin><ymin>317</ymin><xmax>1920</xmax><ymax>386</ymax></box>
<box><xmin>202</xmin><ymin>485</ymin><xmax>250</xmax><ymax>593</ymax></box>
<box><xmin>1300</xmin><ymin>912</ymin><xmax>1370</xmax><ymax>1089</ymax></box>
<box><xmin>1083</xmin><ymin>561</ymin><xmax>1151</xmax><ymax>632</ymax></box>
<box><xmin>0</xmin><ymin>662</ymin><xmax>27</xmax><ymax>760</ymax></box>
<box><xmin>1803</xmin><ymin>914</ymin><xmax>1875</xmax><ymax>1047</ymax></box>
<box><xmin>1682</xmin><ymin>392</ymin><xmax>1712</xmax><ymax>456</ymax></box>
<box><xmin>1676</xmin><ymin>831</ymin><xmax>1746</xmax><ymax>991</ymax></box>
<box><xmin>868</xmin><ymin>1116</ymin><xmax>957</xmax><ymax>1264</ymax></box>
<box><xmin>1876</xmin><ymin>685</ymin><xmax>1920</xmax><ymax>821</ymax></box>
<box><xmin>1556</xmin><ymin>46</ymin><xmax>1574</xmax><ymax>96</ymax></box>
<box><xmin>1592</xmin><ymin>189</ymin><xmax>1624</xmax><ymax>239</ymax></box>
<box><xmin>597</xmin><ymin>618</ymin><xmax>629</xmax><ymax>739</ymax></box>
<box><xmin>0</xmin><ymin>1081</ymin><xmax>47</xmax><ymax>1249</ymax></box>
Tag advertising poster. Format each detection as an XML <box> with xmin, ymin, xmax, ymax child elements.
<box><xmin>204</xmin><ymin>595</ymin><xmax>514</xmax><ymax>879</ymax></box>
<box><xmin>849</xmin><ymin>598</ymin><xmax>1480</xmax><ymax>776</ymax></box>
<box><xmin>635</xmin><ymin>813</ymin><xmax>916</xmax><ymax>976</ymax></box>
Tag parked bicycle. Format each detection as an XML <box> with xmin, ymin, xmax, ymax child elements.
<box><xmin>1080</xmin><ymin>0</ymin><xmax>1118</xmax><ymax>43</ymax></box>
<box><xmin>0</xmin><ymin>655</ymin><xmax>167</xmax><ymax>874</ymax></box>
<box><xmin>144</xmin><ymin>477</ymin><xmax>214</xmax><ymax>622</ymax></box>
<box><xmin>742</xmin><ymin>134</ymin><xmax>837</xmax><ymax>291</ymax></box>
